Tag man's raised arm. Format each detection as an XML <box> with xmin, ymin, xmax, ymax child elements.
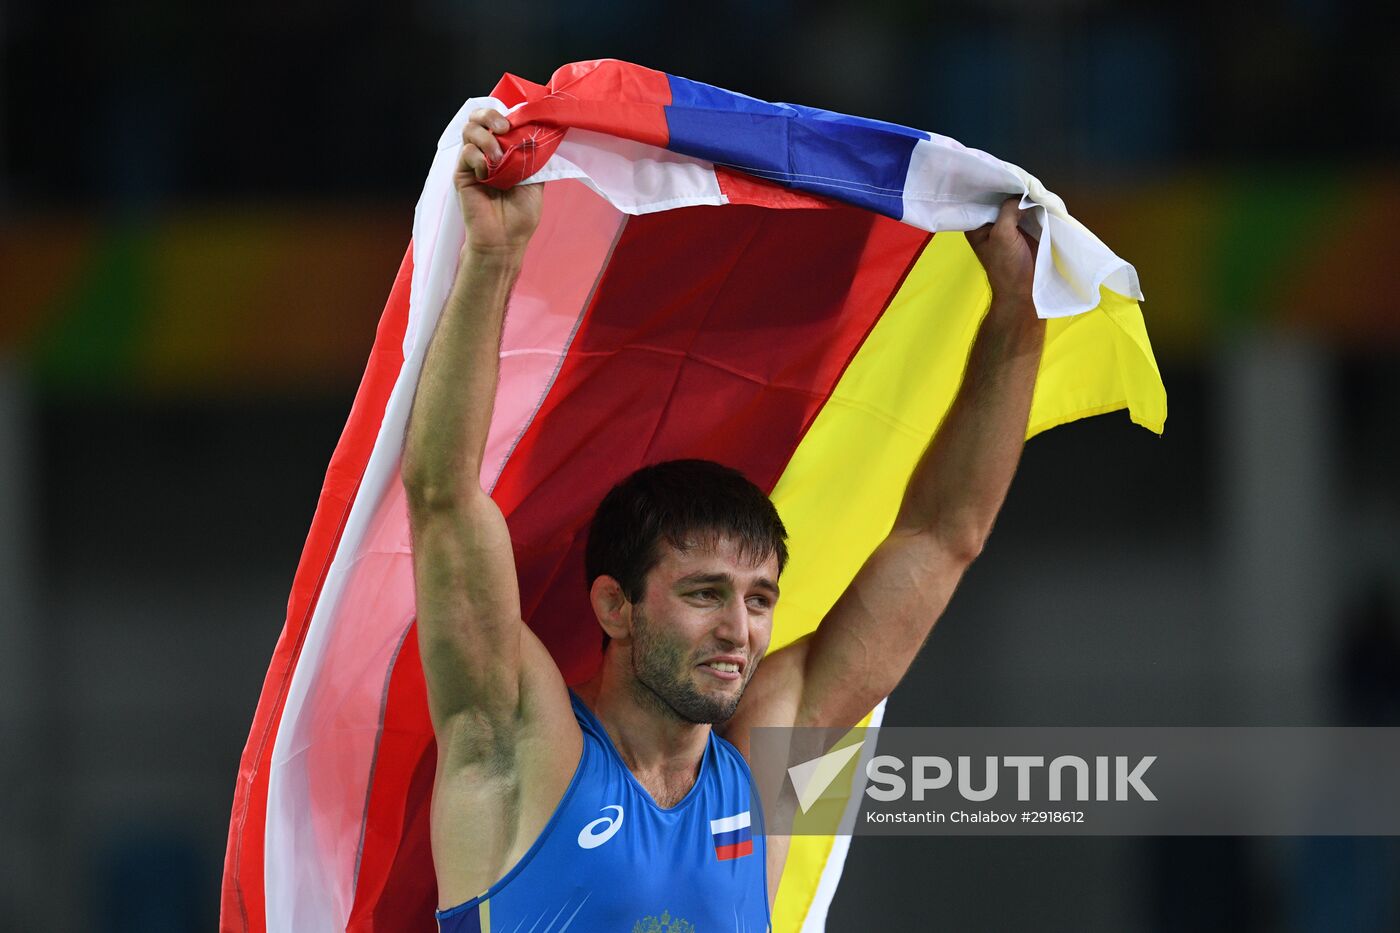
<box><xmin>401</xmin><ymin>108</ymin><xmax>544</xmax><ymax>746</ymax></box>
<box><xmin>792</xmin><ymin>196</ymin><xmax>1047</xmax><ymax>731</ymax></box>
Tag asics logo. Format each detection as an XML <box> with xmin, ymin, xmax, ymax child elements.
<box><xmin>577</xmin><ymin>805</ymin><xmax>625</xmax><ymax>849</ymax></box>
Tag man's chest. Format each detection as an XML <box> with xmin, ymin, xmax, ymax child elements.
<box><xmin>630</xmin><ymin>767</ymin><xmax>700</xmax><ymax>809</ymax></box>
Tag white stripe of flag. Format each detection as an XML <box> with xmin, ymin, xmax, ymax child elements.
<box><xmin>710</xmin><ymin>811</ymin><xmax>751</xmax><ymax>835</ymax></box>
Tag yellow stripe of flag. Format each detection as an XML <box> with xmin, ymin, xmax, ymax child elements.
<box><xmin>766</xmin><ymin>232</ymin><xmax>1164</xmax><ymax>931</ymax></box>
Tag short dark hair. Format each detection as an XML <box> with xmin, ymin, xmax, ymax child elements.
<box><xmin>586</xmin><ymin>459</ymin><xmax>789</xmax><ymax>650</ymax></box>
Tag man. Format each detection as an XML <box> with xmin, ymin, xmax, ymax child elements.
<box><xmin>402</xmin><ymin>107</ymin><xmax>1045</xmax><ymax>930</ymax></box>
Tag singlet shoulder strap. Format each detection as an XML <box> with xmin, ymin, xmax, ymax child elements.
<box><xmin>566</xmin><ymin>688</ymin><xmax>607</xmax><ymax>741</ymax></box>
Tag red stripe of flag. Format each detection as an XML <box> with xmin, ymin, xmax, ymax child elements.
<box><xmin>716</xmin><ymin>166</ymin><xmax>841</xmax><ymax>211</ymax></box>
<box><xmin>220</xmin><ymin>245</ymin><xmax>415</xmax><ymax>933</ymax></box>
<box><xmin>715</xmin><ymin>839</ymin><xmax>755</xmax><ymax>861</ymax></box>
<box><xmin>500</xmin><ymin>203</ymin><xmax>930</xmax><ymax>683</ymax></box>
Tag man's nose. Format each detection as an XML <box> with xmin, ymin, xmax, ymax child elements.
<box><xmin>713</xmin><ymin>599</ymin><xmax>749</xmax><ymax>648</ymax></box>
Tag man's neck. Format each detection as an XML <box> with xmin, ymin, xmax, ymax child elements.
<box><xmin>573</xmin><ymin>659</ymin><xmax>711</xmax><ymax>779</ymax></box>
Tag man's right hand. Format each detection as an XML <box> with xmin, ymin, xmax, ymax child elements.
<box><xmin>455</xmin><ymin>108</ymin><xmax>544</xmax><ymax>256</ymax></box>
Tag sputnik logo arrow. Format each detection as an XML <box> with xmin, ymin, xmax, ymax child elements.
<box><xmin>788</xmin><ymin>741</ymin><xmax>866</xmax><ymax>814</ymax></box>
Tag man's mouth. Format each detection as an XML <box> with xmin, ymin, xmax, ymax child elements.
<box><xmin>698</xmin><ymin>658</ymin><xmax>743</xmax><ymax>681</ymax></box>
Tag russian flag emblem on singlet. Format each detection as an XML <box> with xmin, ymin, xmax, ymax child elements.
<box><xmin>710</xmin><ymin>811</ymin><xmax>753</xmax><ymax>861</ymax></box>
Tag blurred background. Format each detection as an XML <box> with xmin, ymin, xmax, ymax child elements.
<box><xmin>2</xmin><ymin>0</ymin><xmax>1397</xmax><ymax>930</ymax></box>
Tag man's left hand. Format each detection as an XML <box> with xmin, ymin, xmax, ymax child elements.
<box><xmin>965</xmin><ymin>196</ymin><xmax>1038</xmax><ymax>304</ymax></box>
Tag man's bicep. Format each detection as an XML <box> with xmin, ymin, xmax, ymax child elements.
<box><xmin>408</xmin><ymin>490</ymin><xmax>527</xmax><ymax>735</ymax></box>
<box><xmin>798</xmin><ymin>530</ymin><xmax>971</xmax><ymax>730</ymax></box>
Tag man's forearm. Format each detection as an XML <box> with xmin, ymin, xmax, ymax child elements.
<box><xmin>402</xmin><ymin>248</ymin><xmax>526</xmax><ymax>504</ymax></box>
<box><xmin>892</xmin><ymin>293</ymin><xmax>1046</xmax><ymax>556</ymax></box>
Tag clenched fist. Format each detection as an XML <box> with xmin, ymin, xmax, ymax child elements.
<box><xmin>455</xmin><ymin>107</ymin><xmax>543</xmax><ymax>257</ymax></box>
<box><xmin>965</xmin><ymin>197</ymin><xmax>1038</xmax><ymax>305</ymax></box>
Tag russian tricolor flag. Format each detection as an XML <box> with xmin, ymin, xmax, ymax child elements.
<box><xmin>711</xmin><ymin>811</ymin><xmax>754</xmax><ymax>861</ymax></box>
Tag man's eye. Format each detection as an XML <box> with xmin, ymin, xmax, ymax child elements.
<box><xmin>747</xmin><ymin>596</ymin><xmax>771</xmax><ymax>610</ymax></box>
<box><xmin>690</xmin><ymin>589</ymin><xmax>718</xmax><ymax>600</ymax></box>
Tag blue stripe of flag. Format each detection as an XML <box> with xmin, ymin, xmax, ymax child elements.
<box><xmin>663</xmin><ymin>74</ymin><xmax>925</xmax><ymax>219</ymax></box>
<box><xmin>712</xmin><ymin>826</ymin><xmax>752</xmax><ymax>848</ymax></box>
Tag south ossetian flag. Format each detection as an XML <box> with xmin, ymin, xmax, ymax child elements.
<box><xmin>220</xmin><ymin>59</ymin><xmax>1165</xmax><ymax>933</ymax></box>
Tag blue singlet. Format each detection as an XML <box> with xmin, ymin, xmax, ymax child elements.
<box><xmin>435</xmin><ymin>688</ymin><xmax>771</xmax><ymax>932</ymax></box>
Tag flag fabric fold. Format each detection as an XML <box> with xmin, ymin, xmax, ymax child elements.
<box><xmin>222</xmin><ymin>58</ymin><xmax>1165</xmax><ymax>933</ymax></box>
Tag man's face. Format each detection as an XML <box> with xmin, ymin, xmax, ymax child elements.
<box><xmin>627</xmin><ymin>533</ymin><xmax>779</xmax><ymax>724</ymax></box>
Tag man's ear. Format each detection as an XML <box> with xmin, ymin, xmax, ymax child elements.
<box><xmin>589</xmin><ymin>575</ymin><xmax>633</xmax><ymax>643</ymax></box>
